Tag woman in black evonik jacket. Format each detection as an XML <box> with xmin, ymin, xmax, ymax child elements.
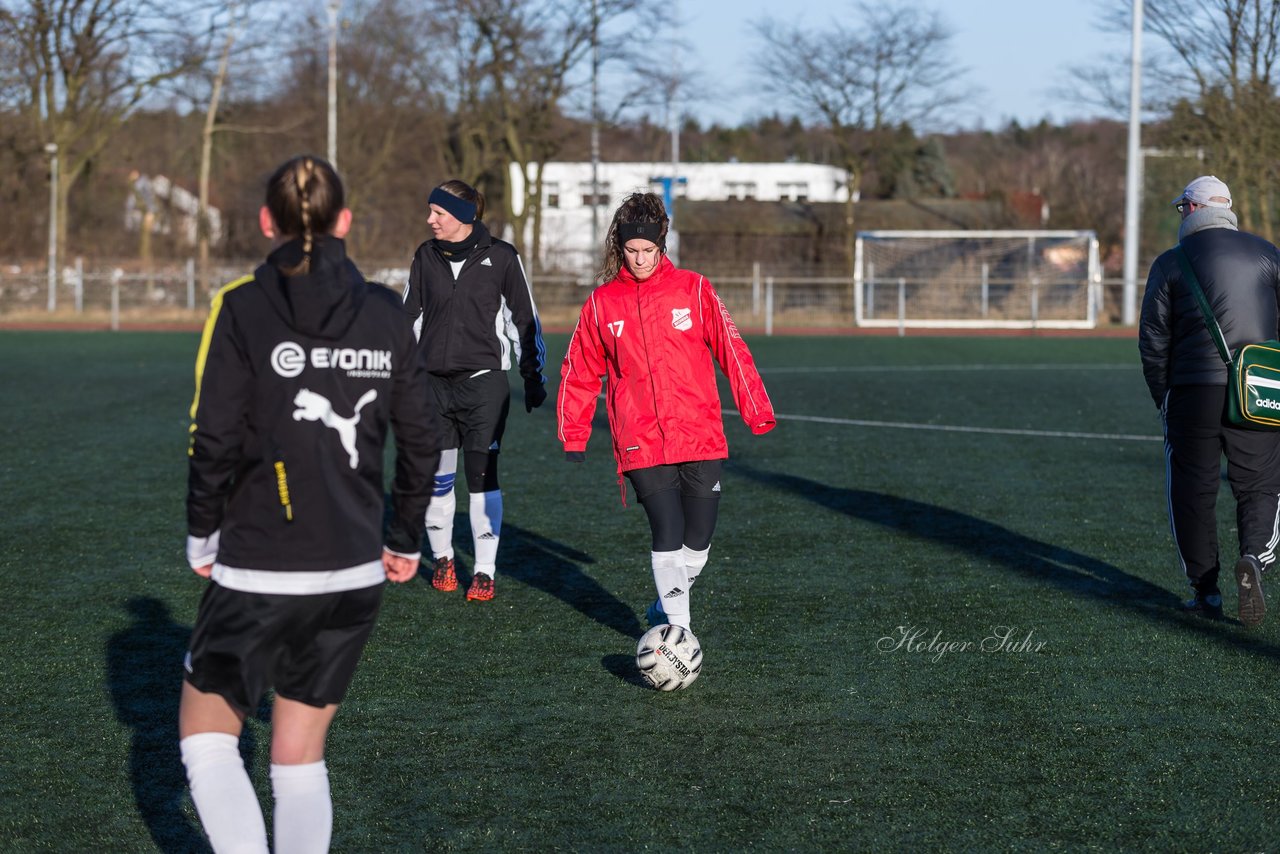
<box><xmin>181</xmin><ymin>156</ymin><xmax>442</xmax><ymax>853</ymax></box>
<box><xmin>402</xmin><ymin>179</ymin><xmax>547</xmax><ymax>601</ymax></box>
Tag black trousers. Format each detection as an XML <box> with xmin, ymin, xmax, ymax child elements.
<box><xmin>1163</xmin><ymin>384</ymin><xmax>1280</xmax><ymax>593</ymax></box>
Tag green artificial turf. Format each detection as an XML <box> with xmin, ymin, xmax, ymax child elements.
<box><xmin>1</xmin><ymin>330</ymin><xmax>1277</xmax><ymax>851</ymax></box>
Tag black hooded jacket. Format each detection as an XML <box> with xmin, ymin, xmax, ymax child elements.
<box><xmin>1140</xmin><ymin>221</ymin><xmax>1280</xmax><ymax>407</ymax></box>
<box><xmin>187</xmin><ymin>237</ymin><xmax>442</xmax><ymax>574</ymax></box>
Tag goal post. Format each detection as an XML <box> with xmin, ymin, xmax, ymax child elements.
<box><xmin>854</xmin><ymin>230</ymin><xmax>1102</xmax><ymax>329</ymax></box>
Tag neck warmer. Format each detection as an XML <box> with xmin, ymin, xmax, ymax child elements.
<box><xmin>1179</xmin><ymin>206</ymin><xmax>1239</xmax><ymax>241</ymax></box>
<box><xmin>434</xmin><ymin>227</ymin><xmax>480</xmax><ymax>262</ymax></box>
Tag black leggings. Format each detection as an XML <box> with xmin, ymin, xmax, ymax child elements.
<box><xmin>626</xmin><ymin>460</ymin><xmax>723</xmax><ymax>552</ymax></box>
<box><xmin>637</xmin><ymin>491</ymin><xmax>719</xmax><ymax>552</ymax></box>
<box><xmin>463</xmin><ymin>449</ymin><xmax>500</xmax><ymax>493</ymax></box>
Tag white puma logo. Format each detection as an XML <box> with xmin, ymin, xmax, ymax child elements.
<box><xmin>293</xmin><ymin>388</ymin><xmax>377</xmax><ymax>469</ymax></box>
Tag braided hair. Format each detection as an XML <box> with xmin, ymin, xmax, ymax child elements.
<box><xmin>265</xmin><ymin>155</ymin><xmax>344</xmax><ymax>275</ymax></box>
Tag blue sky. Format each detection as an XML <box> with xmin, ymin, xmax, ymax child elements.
<box><xmin>673</xmin><ymin>0</ymin><xmax>1129</xmax><ymax>129</ymax></box>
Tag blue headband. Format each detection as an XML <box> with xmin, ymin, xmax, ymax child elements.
<box><xmin>428</xmin><ymin>187</ymin><xmax>477</xmax><ymax>224</ymax></box>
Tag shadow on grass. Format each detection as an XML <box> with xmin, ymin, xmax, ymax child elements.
<box><xmin>407</xmin><ymin>464</ymin><xmax>645</xmax><ymax>641</ymax></box>
<box><xmin>602</xmin><ymin>653</ymin><xmax>649</xmax><ymax>688</ymax></box>
<box><xmin>105</xmin><ymin>597</ymin><xmax>209</xmax><ymax>853</ymax></box>
<box><xmin>733</xmin><ymin>464</ymin><xmax>1280</xmax><ymax>654</ymax></box>
<box><xmin>733</xmin><ymin>464</ymin><xmax>1176</xmax><ymax>604</ymax></box>
<box><xmin>105</xmin><ymin>596</ymin><xmax>266</xmax><ymax>854</ymax></box>
<box><xmin>498</xmin><ymin>523</ymin><xmax>646</xmax><ymax>640</ymax></box>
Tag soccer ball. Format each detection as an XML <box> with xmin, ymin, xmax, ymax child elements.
<box><xmin>635</xmin><ymin>624</ymin><xmax>702</xmax><ymax>691</ymax></box>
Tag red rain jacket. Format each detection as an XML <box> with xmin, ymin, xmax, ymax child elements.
<box><xmin>557</xmin><ymin>256</ymin><xmax>775</xmax><ymax>474</ymax></box>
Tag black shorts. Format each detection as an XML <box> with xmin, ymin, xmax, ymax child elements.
<box><xmin>184</xmin><ymin>581</ymin><xmax>383</xmax><ymax>716</ymax></box>
<box><xmin>428</xmin><ymin>370</ymin><xmax>511</xmax><ymax>453</ymax></box>
<box><xmin>625</xmin><ymin>459</ymin><xmax>724</xmax><ymax>502</ymax></box>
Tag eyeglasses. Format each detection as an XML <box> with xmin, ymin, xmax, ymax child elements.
<box><xmin>1175</xmin><ymin>201</ymin><xmax>1193</xmax><ymax>213</ymax></box>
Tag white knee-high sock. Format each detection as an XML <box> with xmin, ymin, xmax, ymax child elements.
<box><xmin>683</xmin><ymin>545</ymin><xmax>710</xmax><ymax>586</ymax></box>
<box><xmin>425</xmin><ymin>450</ymin><xmax>459</xmax><ymax>560</ymax></box>
<box><xmin>180</xmin><ymin>732</ymin><xmax>268</xmax><ymax>854</ymax></box>
<box><xmin>425</xmin><ymin>489</ymin><xmax>456</xmax><ymax>560</ymax></box>
<box><xmin>470</xmin><ymin>490</ymin><xmax>503</xmax><ymax>577</ymax></box>
<box><xmin>652</xmin><ymin>549</ymin><xmax>690</xmax><ymax>629</ymax></box>
<box><xmin>271</xmin><ymin>761</ymin><xmax>332</xmax><ymax>854</ymax></box>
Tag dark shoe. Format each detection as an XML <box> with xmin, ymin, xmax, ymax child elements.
<box><xmin>1236</xmin><ymin>555</ymin><xmax>1266</xmax><ymax>627</ymax></box>
<box><xmin>1182</xmin><ymin>592</ymin><xmax>1224</xmax><ymax>619</ymax></box>
<box><xmin>431</xmin><ymin>556</ymin><xmax>458</xmax><ymax>592</ymax></box>
<box><xmin>466</xmin><ymin>572</ymin><xmax>494</xmax><ymax>602</ymax></box>
<box><xmin>645</xmin><ymin>598</ymin><xmax>667</xmax><ymax>627</ymax></box>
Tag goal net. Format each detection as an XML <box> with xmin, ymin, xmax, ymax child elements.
<box><xmin>854</xmin><ymin>230</ymin><xmax>1102</xmax><ymax>329</ymax></box>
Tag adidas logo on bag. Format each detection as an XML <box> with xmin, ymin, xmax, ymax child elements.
<box><xmin>1246</xmin><ymin>374</ymin><xmax>1280</xmax><ymax>411</ymax></box>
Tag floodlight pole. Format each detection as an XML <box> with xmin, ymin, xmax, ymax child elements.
<box><xmin>1122</xmin><ymin>0</ymin><xmax>1143</xmax><ymax>326</ymax></box>
<box><xmin>327</xmin><ymin>0</ymin><xmax>340</xmax><ymax>169</ymax></box>
<box><xmin>45</xmin><ymin>142</ymin><xmax>58</xmax><ymax>312</ymax></box>
<box><xmin>667</xmin><ymin>3</ymin><xmax>681</xmax><ymax>266</ymax></box>
<box><xmin>589</xmin><ymin>0</ymin><xmax>600</xmax><ymax>253</ymax></box>
<box><xmin>668</xmin><ymin>109</ymin><xmax>680</xmax><ymax>266</ymax></box>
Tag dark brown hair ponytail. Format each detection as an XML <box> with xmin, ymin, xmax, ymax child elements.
<box><xmin>599</xmin><ymin>192</ymin><xmax>669</xmax><ymax>282</ymax></box>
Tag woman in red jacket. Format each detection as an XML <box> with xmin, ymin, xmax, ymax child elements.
<box><xmin>558</xmin><ymin>192</ymin><xmax>775</xmax><ymax>633</ymax></box>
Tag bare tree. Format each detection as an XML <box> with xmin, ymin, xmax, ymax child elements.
<box><xmin>753</xmin><ymin>1</ymin><xmax>971</xmax><ymax>275</ymax></box>
<box><xmin>0</xmin><ymin>0</ymin><xmax>216</xmax><ymax>270</ymax></box>
<box><xmin>415</xmin><ymin>1</ymin><xmax>501</xmax><ymax>189</ymax></box>
<box><xmin>423</xmin><ymin>0</ymin><xmax>648</xmax><ymax>265</ymax></box>
<box><xmin>311</xmin><ymin>0</ymin><xmax>452</xmax><ymax>258</ymax></box>
<box><xmin>195</xmin><ymin>4</ymin><xmax>243</xmax><ymax>292</ymax></box>
<box><xmin>1076</xmin><ymin>0</ymin><xmax>1280</xmax><ymax>240</ymax></box>
<box><xmin>1144</xmin><ymin>0</ymin><xmax>1280</xmax><ymax>240</ymax></box>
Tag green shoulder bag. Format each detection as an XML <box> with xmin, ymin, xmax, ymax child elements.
<box><xmin>1175</xmin><ymin>243</ymin><xmax>1280</xmax><ymax>429</ymax></box>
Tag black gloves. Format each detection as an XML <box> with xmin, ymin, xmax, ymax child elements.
<box><xmin>524</xmin><ymin>379</ymin><xmax>547</xmax><ymax>413</ymax></box>
<box><xmin>565</xmin><ymin>451</ymin><xmax>585</xmax><ymax>463</ymax></box>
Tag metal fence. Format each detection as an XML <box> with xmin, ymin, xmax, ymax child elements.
<box><xmin>0</xmin><ymin>259</ymin><xmax>1138</xmax><ymax>332</ymax></box>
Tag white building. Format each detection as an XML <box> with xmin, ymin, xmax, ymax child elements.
<box><xmin>508</xmin><ymin>161</ymin><xmax>851</xmax><ymax>270</ymax></box>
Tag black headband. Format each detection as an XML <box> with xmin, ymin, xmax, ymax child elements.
<box><xmin>428</xmin><ymin>187</ymin><xmax>477</xmax><ymax>225</ymax></box>
<box><xmin>617</xmin><ymin>221</ymin><xmax>663</xmax><ymax>246</ymax></box>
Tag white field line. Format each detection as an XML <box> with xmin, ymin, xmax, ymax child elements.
<box><xmin>759</xmin><ymin>363</ymin><xmax>1135</xmax><ymax>374</ymax></box>
<box><xmin>744</xmin><ymin>361</ymin><xmax>1159</xmax><ymax>441</ymax></box>
<box><xmin>745</xmin><ymin>411</ymin><xmax>1160</xmax><ymax>442</ymax></box>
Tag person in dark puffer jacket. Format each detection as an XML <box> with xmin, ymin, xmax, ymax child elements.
<box><xmin>1140</xmin><ymin>174</ymin><xmax>1280</xmax><ymax>626</ymax></box>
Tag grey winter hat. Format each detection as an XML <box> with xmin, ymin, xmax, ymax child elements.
<box><xmin>1173</xmin><ymin>175</ymin><xmax>1232</xmax><ymax>209</ymax></box>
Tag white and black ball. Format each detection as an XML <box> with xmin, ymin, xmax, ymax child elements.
<box><xmin>636</xmin><ymin>624</ymin><xmax>702</xmax><ymax>691</ymax></box>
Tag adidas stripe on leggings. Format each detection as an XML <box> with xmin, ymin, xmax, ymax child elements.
<box><xmin>1163</xmin><ymin>384</ymin><xmax>1280</xmax><ymax>593</ymax></box>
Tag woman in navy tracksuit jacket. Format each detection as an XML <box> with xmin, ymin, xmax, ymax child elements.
<box><xmin>402</xmin><ymin>179</ymin><xmax>546</xmax><ymax>601</ymax></box>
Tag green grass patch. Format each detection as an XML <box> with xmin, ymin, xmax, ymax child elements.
<box><xmin>1</xmin><ymin>330</ymin><xmax>1276</xmax><ymax>851</ymax></box>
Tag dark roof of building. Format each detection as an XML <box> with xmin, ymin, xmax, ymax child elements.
<box><xmin>674</xmin><ymin>198</ymin><xmax>1028</xmax><ymax>235</ymax></box>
